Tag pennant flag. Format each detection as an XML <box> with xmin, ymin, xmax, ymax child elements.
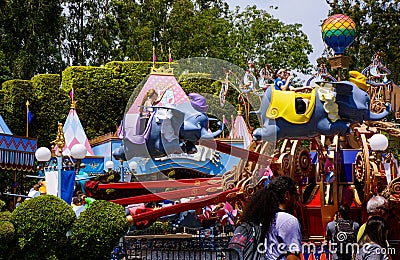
<box><xmin>27</xmin><ymin>109</ymin><xmax>33</xmax><ymax>125</ymax></box>
<box><xmin>69</xmin><ymin>87</ymin><xmax>74</xmax><ymax>100</ymax></box>
<box><xmin>117</xmin><ymin>120</ymin><xmax>124</xmax><ymax>139</ymax></box>
<box><xmin>223</xmin><ymin>116</ymin><xmax>229</xmax><ymax>126</ymax></box>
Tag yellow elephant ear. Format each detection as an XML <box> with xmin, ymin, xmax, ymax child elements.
<box><xmin>349</xmin><ymin>70</ymin><xmax>370</xmax><ymax>91</ymax></box>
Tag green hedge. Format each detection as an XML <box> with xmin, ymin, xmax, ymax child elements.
<box><xmin>0</xmin><ymin>221</ymin><xmax>14</xmax><ymax>243</ymax></box>
<box><xmin>30</xmin><ymin>73</ymin><xmax>68</xmax><ymax>147</ymax></box>
<box><xmin>10</xmin><ymin>195</ymin><xmax>76</xmax><ymax>259</ymax></box>
<box><xmin>0</xmin><ymin>211</ymin><xmax>11</xmax><ymax>222</ymax></box>
<box><xmin>69</xmin><ymin>200</ymin><xmax>128</xmax><ymax>260</ymax></box>
<box><xmin>1</xmin><ymin>80</ymin><xmax>32</xmax><ymax>136</ymax></box>
<box><xmin>0</xmin><ymin>200</ymin><xmax>5</xmax><ymax>211</ymax></box>
<box><xmin>0</xmin><ymin>200</ymin><xmax>16</xmax><ymax>257</ymax></box>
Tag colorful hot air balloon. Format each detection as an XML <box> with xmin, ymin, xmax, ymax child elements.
<box><xmin>322</xmin><ymin>14</ymin><xmax>356</xmax><ymax>55</ymax></box>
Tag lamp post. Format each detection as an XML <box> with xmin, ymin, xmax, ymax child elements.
<box><xmin>129</xmin><ymin>161</ymin><xmax>138</xmax><ymax>173</ymax></box>
<box><xmin>369</xmin><ymin>133</ymin><xmax>389</xmax><ymax>170</ymax></box>
<box><xmin>128</xmin><ymin>161</ymin><xmax>138</xmax><ymax>182</ymax></box>
<box><xmin>369</xmin><ymin>133</ymin><xmax>389</xmax><ymax>152</ymax></box>
<box><xmin>71</xmin><ymin>144</ymin><xmax>87</xmax><ymax>174</ymax></box>
<box><xmin>105</xmin><ymin>160</ymin><xmax>115</xmax><ymax>172</ymax></box>
<box><xmin>36</xmin><ymin>123</ymin><xmax>88</xmax><ymax>199</ymax></box>
<box><xmin>35</xmin><ymin>147</ymin><xmax>52</xmax><ymax>173</ymax></box>
<box><xmin>112</xmin><ymin>145</ymin><xmax>127</xmax><ymax>182</ymax></box>
<box><xmin>368</xmin><ymin>133</ymin><xmax>389</xmax><ymax>194</ymax></box>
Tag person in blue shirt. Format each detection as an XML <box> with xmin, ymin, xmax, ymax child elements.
<box><xmin>274</xmin><ymin>68</ymin><xmax>293</xmax><ymax>91</ymax></box>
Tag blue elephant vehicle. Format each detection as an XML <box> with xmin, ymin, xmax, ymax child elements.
<box><xmin>253</xmin><ymin>71</ymin><xmax>391</xmax><ymax>141</ymax></box>
<box><xmin>121</xmin><ymin>70</ymin><xmax>223</xmax><ymax>160</ymax></box>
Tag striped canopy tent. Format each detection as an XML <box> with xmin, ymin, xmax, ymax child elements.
<box><xmin>122</xmin><ymin>68</ymin><xmax>190</xmax><ymax>153</ymax></box>
<box><xmin>126</xmin><ymin>70</ymin><xmax>189</xmax><ymax>115</ymax></box>
<box><xmin>0</xmin><ymin>114</ymin><xmax>37</xmax><ymax>172</ymax></box>
<box><xmin>54</xmin><ymin>102</ymin><xmax>94</xmax><ymax>156</ymax></box>
<box><xmin>229</xmin><ymin>111</ymin><xmax>252</xmax><ymax>149</ymax></box>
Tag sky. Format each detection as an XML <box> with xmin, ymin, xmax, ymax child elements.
<box><xmin>225</xmin><ymin>0</ymin><xmax>331</xmax><ymax>68</ymax></box>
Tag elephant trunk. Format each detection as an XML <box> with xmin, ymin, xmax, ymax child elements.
<box><xmin>366</xmin><ymin>103</ymin><xmax>391</xmax><ymax>121</ymax></box>
<box><xmin>200</xmin><ymin>121</ymin><xmax>224</xmax><ymax>139</ymax></box>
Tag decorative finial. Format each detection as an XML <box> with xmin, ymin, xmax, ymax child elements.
<box><xmin>52</xmin><ymin>122</ymin><xmax>65</xmax><ymax>155</ymax></box>
<box><xmin>237</xmin><ymin>104</ymin><xmax>242</xmax><ymax>115</ymax></box>
<box><xmin>150</xmin><ymin>46</ymin><xmax>174</xmax><ymax>75</ymax></box>
<box><xmin>71</xmin><ymin>100</ymin><xmax>77</xmax><ymax>109</ymax></box>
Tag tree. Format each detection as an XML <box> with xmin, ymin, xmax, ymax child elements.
<box><xmin>0</xmin><ymin>0</ymin><xmax>65</xmax><ymax>79</ymax></box>
<box><xmin>326</xmin><ymin>0</ymin><xmax>400</xmax><ymax>83</ymax></box>
<box><xmin>0</xmin><ymin>51</ymin><xmax>11</xmax><ymax>86</ymax></box>
<box><xmin>62</xmin><ymin>0</ymin><xmax>123</xmax><ymax>67</ymax></box>
<box><xmin>228</xmin><ymin>5</ymin><xmax>313</xmax><ymax>73</ymax></box>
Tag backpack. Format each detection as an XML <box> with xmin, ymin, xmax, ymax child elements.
<box><xmin>227</xmin><ymin>222</ymin><xmax>266</xmax><ymax>260</ymax></box>
<box><xmin>334</xmin><ymin>219</ymin><xmax>356</xmax><ymax>258</ymax></box>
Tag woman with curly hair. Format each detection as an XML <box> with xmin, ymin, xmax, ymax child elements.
<box><xmin>228</xmin><ymin>176</ymin><xmax>301</xmax><ymax>260</ymax></box>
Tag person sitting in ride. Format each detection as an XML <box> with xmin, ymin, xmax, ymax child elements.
<box><xmin>274</xmin><ymin>68</ymin><xmax>293</xmax><ymax>91</ymax></box>
<box><xmin>274</xmin><ymin>69</ymin><xmax>310</xmax><ymax>114</ymax></box>
<box><xmin>140</xmin><ymin>89</ymin><xmax>160</xmax><ymax>119</ymax></box>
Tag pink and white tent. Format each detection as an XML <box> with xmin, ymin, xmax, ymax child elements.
<box><xmin>54</xmin><ymin>107</ymin><xmax>94</xmax><ymax>156</ymax></box>
<box><xmin>229</xmin><ymin>112</ymin><xmax>252</xmax><ymax>149</ymax></box>
<box><xmin>127</xmin><ymin>72</ymin><xmax>189</xmax><ymax>115</ymax></box>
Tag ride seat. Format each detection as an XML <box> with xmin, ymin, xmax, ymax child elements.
<box><xmin>124</xmin><ymin>113</ymin><xmax>154</xmax><ymax>145</ymax></box>
<box><xmin>266</xmin><ymin>88</ymin><xmax>317</xmax><ymax>124</ymax></box>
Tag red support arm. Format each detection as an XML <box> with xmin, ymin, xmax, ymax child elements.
<box><xmin>130</xmin><ymin>188</ymin><xmax>239</xmax><ymax>223</ymax></box>
<box><xmin>111</xmin><ymin>184</ymin><xmax>221</xmax><ymax>206</ymax></box>
<box><xmin>199</xmin><ymin>139</ymin><xmax>272</xmax><ymax>166</ymax></box>
<box><xmin>98</xmin><ymin>177</ymin><xmax>221</xmax><ymax>190</ymax></box>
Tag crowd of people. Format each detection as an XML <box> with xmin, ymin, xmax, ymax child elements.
<box><xmin>226</xmin><ymin>175</ymin><xmax>393</xmax><ymax>260</ymax></box>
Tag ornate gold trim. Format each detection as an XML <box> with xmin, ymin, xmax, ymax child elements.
<box><xmin>150</xmin><ymin>66</ymin><xmax>174</xmax><ymax>75</ymax></box>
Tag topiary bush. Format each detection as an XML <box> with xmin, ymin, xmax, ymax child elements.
<box><xmin>0</xmin><ymin>221</ymin><xmax>14</xmax><ymax>242</ymax></box>
<box><xmin>0</xmin><ymin>211</ymin><xmax>11</xmax><ymax>222</ymax></box>
<box><xmin>69</xmin><ymin>200</ymin><xmax>128</xmax><ymax>260</ymax></box>
<box><xmin>0</xmin><ymin>200</ymin><xmax>16</xmax><ymax>258</ymax></box>
<box><xmin>0</xmin><ymin>200</ymin><xmax>5</xmax><ymax>211</ymax></box>
<box><xmin>10</xmin><ymin>195</ymin><xmax>76</xmax><ymax>259</ymax></box>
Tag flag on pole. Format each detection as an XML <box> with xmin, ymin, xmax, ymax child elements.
<box><xmin>117</xmin><ymin>120</ymin><xmax>124</xmax><ymax>139</ymax></box>
<box><xmin>69</xmin><ymin>86</ymin><xmax>74</xmax><ymax>100</ymax></box>
<box><xmin>169</xmin><ymin>47</ymin><xmax>173</xmax><ymax>63</ymax></box>
<box><xmin>26</xmin><ymin>100</ymin><xmax>32</xmax><ymax>137</ymax></box>
<box><xmin>27</xmin><ymin>108</ymin><xmax>33</xmax><ymax>125</ymax></box>
<box><xmin>153</xmin><ymin>46</ymin><xmax>157</xmax><ymax>65</ymax></box>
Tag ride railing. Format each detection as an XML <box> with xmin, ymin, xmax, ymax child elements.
<box><xmin>122</xmin><ymin>235</ymin><xmax>237</xmax><ymax>260</ymax></box>
<box><xmin>117</xmin><ymin>233</ymin><xmax>335</xmax><ymax>260</ymax></box>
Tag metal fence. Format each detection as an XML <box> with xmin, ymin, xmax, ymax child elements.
<box><xmin>121</xmin><ymin>235</ymin><xmax>238</xmax><ymax>260</ymax></box>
